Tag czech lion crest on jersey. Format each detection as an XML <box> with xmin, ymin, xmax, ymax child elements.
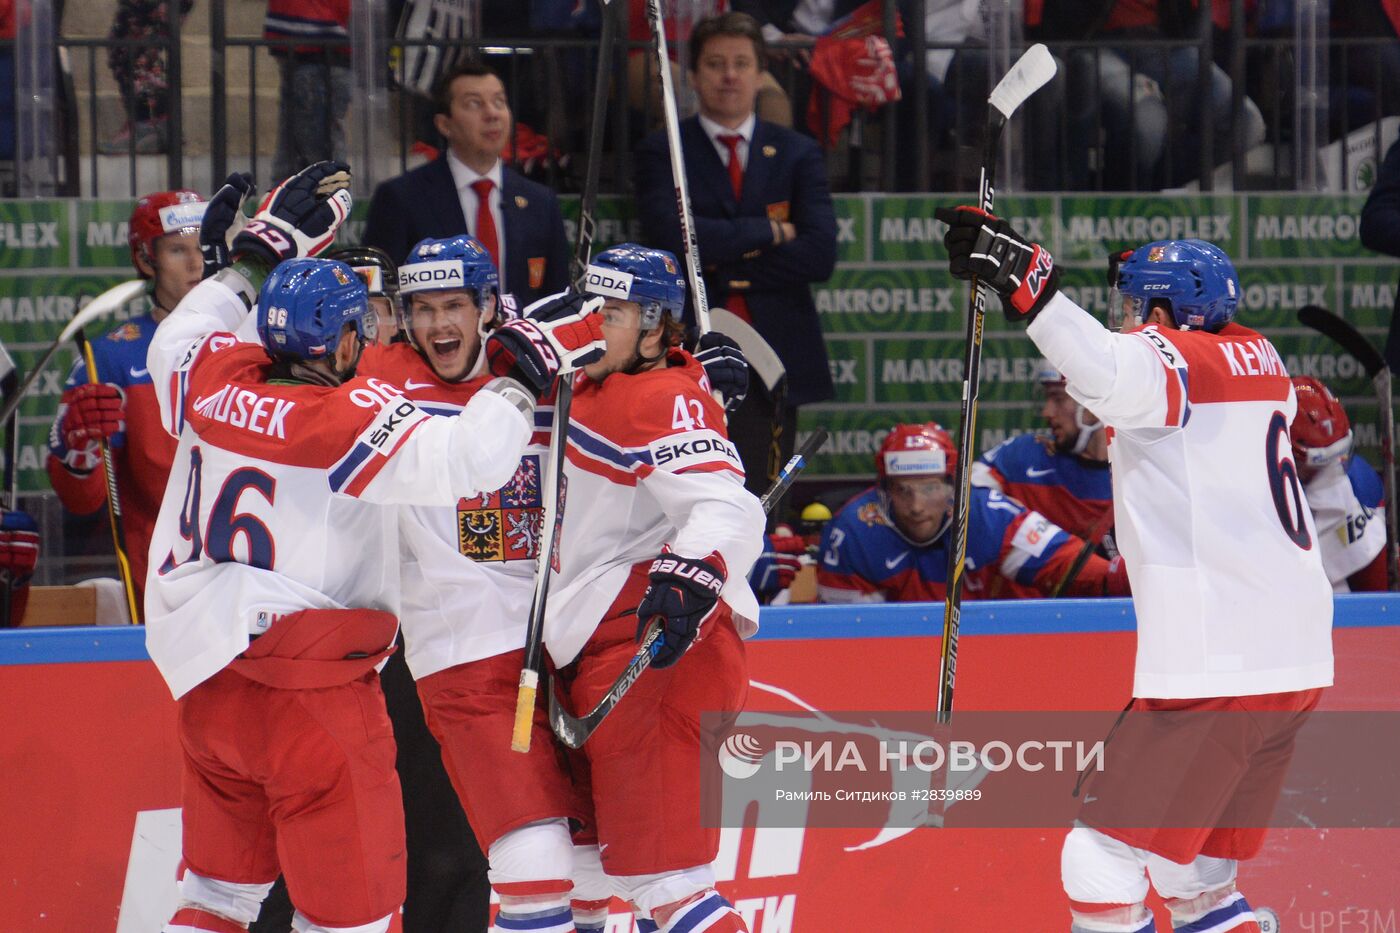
<box><xmin>457</xmin><ymin>455</ymin><xmax>545</xmax><ymax>562</ymax></box>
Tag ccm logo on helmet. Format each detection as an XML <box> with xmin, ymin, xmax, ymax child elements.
<box><xmin>647</xmin><ymin>557</ymin><xmax>724</xmax><ymax>594</ymax></box>
<box><xmin>584</xmin><ymin>266</ymin><xmax>634</xmax><ymax>300</ymax></box>
<box><xmin>400</xmin><ymin>260</ymin><xmax>464</xmax><ymax>291</ymax></box>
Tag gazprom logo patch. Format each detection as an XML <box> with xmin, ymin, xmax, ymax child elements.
<box><xmin>160</xmin><ymin>202</ymin><xmax>207</xmax><ymax>233</ymax></box>
<box><xmin>400</xmin><ymin>260</ymin><xmax>464</xmax><ymax>293</ymax></box>
<box><xmin>884</xmin><ymin>448</ymin><xmax>946</xmax><ymax>476</ymax></box>
<box><xmin>584</xmin><ymin>265</ymin><xmax>633</xmax><ymax>300</ymax></box>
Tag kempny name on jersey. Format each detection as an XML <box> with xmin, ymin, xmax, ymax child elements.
<box><xmin>1218</xmin><ymin>337</ymin><xmax>1286</xmax><ymax>378</ymax></box>
<box><xmin>192</xmin><ymin>385</ymin><xmax>296</xmax><ymax>438</ymax></box>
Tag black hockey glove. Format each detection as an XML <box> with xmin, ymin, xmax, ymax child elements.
<box><xmin>936</xmin><ymin>205</ymin><xmax>1059</xmax><ymax>325</ymax></box>
<box><xmin>199</xmin><ymin>172</ymin><xmax>256</xmax><ymax>280</ymax></box>
<box><xmin>636</xmin><ymin>546</ymin><xmax>728</xmax><ymax>670</ymax></box>
<box><xmin>484</xmin><ymin>292</ymin><xmax>606</xmax><ymax>397</ymax></box>
<box><xmin>231</xmin><ymin>160</ymin><xmax>353</xmax><ymax>266</ymax></box>
<box><xmin>695</xmin><ymin>331</ymin><xmax>749</xmax><ymax>413</ymax></box>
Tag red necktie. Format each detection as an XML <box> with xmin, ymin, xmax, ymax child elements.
<box><xmin>718</xmin><ymin>133</ymin><xmax>744</xmax><ymax>200</ymax></box>
<box><xmin>717</xmin><ymin>133</ymin><xmax>751</xmax><ymax>323</ymax></box>
<box><xmin>470</xmin><ymin>178</ymin><xmax>500</xmax><ymax>271</ymax></box>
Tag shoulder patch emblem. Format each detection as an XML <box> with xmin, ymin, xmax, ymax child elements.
<box><xmin>106</xmin><ymin>322</ymin><xmax>142</xmax><ymax>342</ymax></box>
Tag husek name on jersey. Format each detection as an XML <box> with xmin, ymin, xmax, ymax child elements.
<box><xmin>648</xmin><ymin>428</ymin><xmax>742</xmax><ymax>471</ymax></box>
<box><xmin>192</xmin><ymin>385</ymin><xmax>296</xmax><ymax>438</ymax></box>
<box><xmin>399</xmin><ymin>260</ymin><xmax>464</xmax><ymax>289</ymax></box>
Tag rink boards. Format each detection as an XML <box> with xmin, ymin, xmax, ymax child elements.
<box><xmin>2</xmin><ymin>596</ymin><xmax>1397</xmax><ymax>932</ymax></box>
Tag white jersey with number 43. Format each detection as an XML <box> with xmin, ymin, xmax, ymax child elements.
<box><xmin>143</xmin><ymin>277</ymin><xmax>531</xmax><ymax>699</ymax></box>
<box><xmin>1028</xmin><ymin>293</ymin><xmax>1334</xmax><ymax>699</ymax></box>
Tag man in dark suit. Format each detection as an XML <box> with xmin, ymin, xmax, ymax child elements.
<box><xmin>635</xmin><ymin>11</ymin><xmax>837</xmax><ymax>502</ymax></box>
<box><xmin>363</xmin><ymin>60</ymin><xmax>570</xmax><ymax>307</ymax></box>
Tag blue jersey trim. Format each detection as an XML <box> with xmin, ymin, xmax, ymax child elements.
<box><xmin>3</xmin><ymin>595</ymin><xmax>1395</xmax><ymax>665</ymax></box>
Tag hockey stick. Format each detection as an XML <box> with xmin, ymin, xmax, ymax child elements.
<box><xmin>0</xmin><ymin>342</ymin><xmax>19</xmax><ymax>627</ymax></box>
<box><xmin>511</xmin><ymin>0</ymin><xmax>619</xmax><ymax>753</ymax></box>
<box><xmin>646</xmin><ymin>0</ymin><xmax>713</xmax><ymax>337</ymax></box>
<box><xmin>1049</xmin><ymin>502</ymin><xmax>1117</xmax><ymax>598</ymax></box>
<box><xmin>76</xmin><ymin>330</ymin><xmax>141</xmax><ymax>624</ymax></box>
<box><xmin>938</xmin><ymin>44</ymin><xmax>1057</xmax><ymax>721</ymax></box>
<box><xmin>0</xmin><ymin>279</ymin><xmax>146</xmax><ymax>427</ymax></box>
<box><xmin>549</xmin><ymin>427</ymin><xmax>829</xmax><ymax>749</ymax></box>
<box><xmin>1298</xmin><ymin>304</ymin><xmax>1397</xmax><ymax>590</ymax></box>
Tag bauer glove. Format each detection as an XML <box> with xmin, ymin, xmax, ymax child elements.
<box><xmin>695</xmin><ymin>331</ymin><xmax>749</xmax><ymax>413</ymax></box>
<box><xmin>200</xmin><ymin>171</ymin><xmax>256</xmax><ymax>279</ymax></box>
<box><xmin>232</xmin><ymin>160</ymin><xmax>353</xmax><ymax>266</ymax></box>
<box><xmin>936</xmin><ymin>205</ymin><xmax>1059</xmax><ymax>324</ymax></box>
<box><xmin>636</xmin><ymin>546</ymin><xmax>727</xmax><ymax>669</ymax></box>
<box><xmin>485</xmin><ymin>291</ymin><xmax>605</xmax><ymax>397</ymax></box>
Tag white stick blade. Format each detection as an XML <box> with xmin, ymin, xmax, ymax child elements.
<box><xmin>61</xmin><ymin>279</ymin><xmax>147</xmax><ymax>343</ymax></box>
<box><xmin>988</xmin><ymin>44</ymin><xmax>1057</xmax><ymax>121</ymax></box>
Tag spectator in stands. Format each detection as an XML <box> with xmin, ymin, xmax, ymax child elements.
<box><xmin>266</xmin><ymin>0</ymin><xmax>351</xmax><ymax>180</ymax></box>
<box><xmin>816</xmin><ymin>422</ymin><xmax>1129</xmax><ymax>602</ymax></box>
<box><xmin>972</xmin><ymin>361</ymin><xmax>1115</xmax><ymax>597</ymax></box>
<box><xmin>1292</xmin><ymin>376</ymin><xmax>1389</xmax><ymax>592</ymax></box>
<box><xmin>99</xmin><ymin>0</ymin><xmax>192</xmax><ymax>155</ymax></box>
<box><xmin>1360</xmin><ymin>134</ymin><xmax>1400</xmax><ymax>371</ymax></box>
<box><xmin>363</xmin><ymin>59</ymin><xmax>570</xmax><ymax>307</ymax></box>
<box><xmin>1056</xmin><ymin>0</ymin><xmax>1265</xmax><ymax>189</ymax></box>
<box><xmin>628</xmin><ymin>0</ymin><xmax>794</xmax><ymax>128</ymax></box>
<box><xmin>46</xmin><ymin>190</ymin><xmax>205</xmax><ymax>622</ymax></box>
<box><xmin>635</xmin><ymin>12</ymin><xmax>837</xmax><ymax>503</ymax></box>
<box><xmin>0</xmin><ymin>508</ymin><xmax>40</xmax><ymax>627</ymax></box>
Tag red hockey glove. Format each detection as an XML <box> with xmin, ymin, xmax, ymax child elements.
<box><xmin>636</xmin><ymin>546</ymin><xmax>728</xmax><ymax>669</ymax></box>
<box><xmin>231</xmin><ymin>160</ymin><xmax>353</xmax><ymax>265</ymax></box>
<box><xmin>59</xmin><ymin>383</ymin><xmax>125</xmax><ymax>450</ymax></box>
<box><xmin>936</xmin><ymin>205</ymin><xmax>1059</xmax><ymax>324</ymax></box>
<box><xmin>0</xmin><ymin>509</ymin><xmax>40</xmax><ymax>585</ymax></box>
<box><xmin>750</xmin><ymin>531</ymin><xmax>806</xmax><ymax>600</ymax></box>
<box><xmin>485</xmin><ymin>292</ymin><xmax>605</xmax><ymax>397</ymax></box>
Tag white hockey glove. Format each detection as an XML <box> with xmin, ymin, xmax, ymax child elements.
<box><xmin>484</xmin><ymin>292</ymin><xmax>605</xmax><ymax>397</ymax></box>
<box><xmin>232</xmin><ymin>160</ymin><xmax>353</xmax><ymax>266</ymax></box>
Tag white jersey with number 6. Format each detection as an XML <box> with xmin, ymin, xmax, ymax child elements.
<box><xmin>1027</xmin><ymin>293</ymin><xmax>1333</xmax><ymax>699</ymax></box>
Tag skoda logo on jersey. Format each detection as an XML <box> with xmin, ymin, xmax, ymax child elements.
<box><xmin>584</xmin><ymin>265</ymin><xmax>634</xmax><ymax>301</ymax></box>
<box><xmin>400</xmin><ymin>260</ymin><xmax>465</xmax><ymax>294</ymax></box>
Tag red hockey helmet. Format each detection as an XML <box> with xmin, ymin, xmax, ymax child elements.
<box><xmin>1290</xmin><ymin>376</ymin><xmax>1352</xmax><ymax>468</ymax></box>
<box><xmin>876</xmin><ymin>422</ymin><xmax>957</xmax><ymax>483</ymax></box>
<box><xmin>128</xmin><ymin>189</ymin><xmax>207</xmax><ymax>277</ymax></box>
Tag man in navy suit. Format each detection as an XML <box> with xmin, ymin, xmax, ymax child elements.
<box><xmin>635</xmin><ymin>11</ymin><xmax>837</xmax><ymax>501</ymax></box>
<box><xmin>363</xmin><ymin>60</ymin><xmax>570</xmax><ymax>307</ymax></box>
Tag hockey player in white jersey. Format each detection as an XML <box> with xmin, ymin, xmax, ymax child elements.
<box><xmin>940</xmin><ymin>209</ymin><xmax>1332</xmax><ymax>933</ymax></box>
<box><xmin>145</xmin><ymin>163</ymin><xmax>556</xmax><ymax>933</ymax></box>
<box><xmin>528</xmin><ymin>244</ymin><xmax>766</xmax><ymax>933</ymax></box>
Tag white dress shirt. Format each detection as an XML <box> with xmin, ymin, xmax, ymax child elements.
<box><xmin>446</xmin><ymin>150</ymin><xmax>508</xmax><ymax>291</ymax></box>
<box><xmin>698</xmin><ymin>112</ymin><xmax>756</xmax><ymax>174</ymax></box>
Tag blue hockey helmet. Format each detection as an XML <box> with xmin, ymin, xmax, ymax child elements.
<box><xmin>399</xmin><ymin>235</ymin><xmax>499</xmax><ymax>307</ymax></box>
<box><xmin>256</xmin><ymin>258</ymin><xmax>376</xmax><ymax>361</ymax></box>
<box><xmin>583</xmin><ymin>243</ymin><xmax>687</xmax><ymax>329</ymax></box>
<box><xmin>1116</xmin><ymin>239</ymin><xmax>1240</xmax><ymax>332</ymax></box>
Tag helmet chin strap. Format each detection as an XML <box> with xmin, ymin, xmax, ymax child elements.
<box><xmin>622</xmin><ymin>326</ymin><xmax>666</xmax><ymax>376</ymax></box>
<box><xmin>1070</xmin><ymin>406</ymin><xmax>1103</xmax><ymax>456</ymax></box>
<box><xmin>877</xmin><ymin>488</ymin><xmax>955</xmax><ymax>548</ymax></box>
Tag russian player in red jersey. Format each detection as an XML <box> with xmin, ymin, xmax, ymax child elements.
<box><xmin>943</xmin><ymin>208</ymin><xmax>1332</xmax><ymax>933</ymax></box>
<box><xmin>520</xmin><ymin>244</ymin><xmax>766</xmax><ymax>933</ymax></box>
<box><xmin>47</xmin><ymin>188</ymin><xmax>206</xmax><ymax>617</ymax></box>
<box><xmin>1291</xmin><ymin>375</ymin><xmax>1387</xmax><ymax>591</ymax></box>
<box><xmin>817</xmin><ymin>422</ymin><xmax>1127</xmax><ymax>603</ymax></box>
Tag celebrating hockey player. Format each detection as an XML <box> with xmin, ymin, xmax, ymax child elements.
<box><xmin>940</xmin><ymin>209</ymin><xmax>1333</xmax><ymax>933</ymax></box>
<box><xmin>817</xmin><ymin>421</ymin><xmax>1128</xmax><ymax>602</ymax></box>
<box><xmin>1291</xmin><ymin>375</ymin><xmax>1387</xmax><ymax>591</ymax></box>
<box><xmin>144</xmin><ymin>164</ymin><xmax>565</xmax><ymax>933</ymax></box>
<box><xmin>534</xmin><ymin>243</ymin><xmax>766</xmax><ymax>933</ymax></box>
<box><xmin>355</xmin><ymin>234</ymin><xmax>603</xmax><ymax>933</ymax></box>
<box><xmin>973</xmin><ymin>361</ymin><xmax>1115</xmax><ymax>596</ymax></box>
<box><xmin>48</xmin><ymin>189</ymin><xmax>207</xmax><ymax>618</ymax></box>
